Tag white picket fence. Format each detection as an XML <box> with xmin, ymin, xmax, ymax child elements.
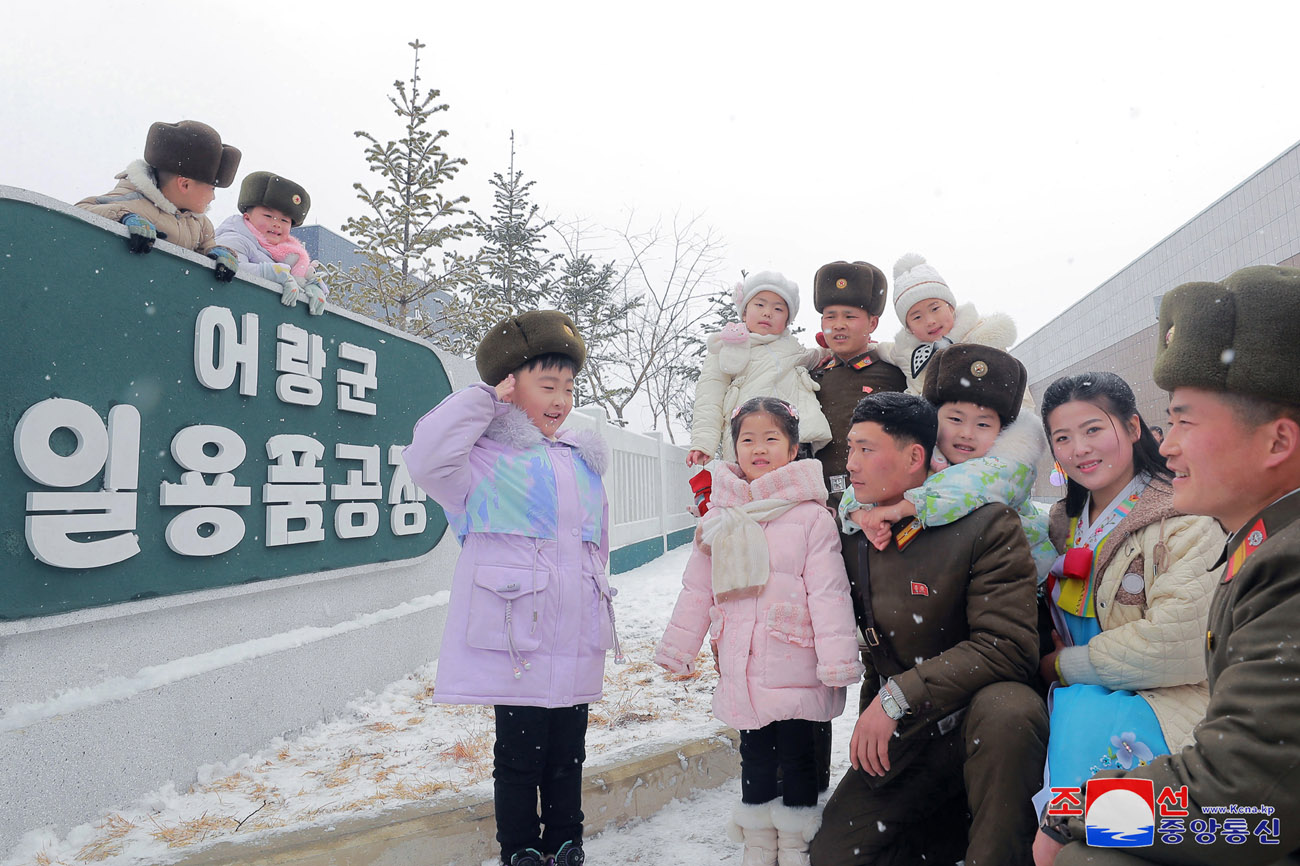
<box><xmin>563</xmin><ymin>405</ymin><xmax>698</xmax><ymax>569</ymax></box>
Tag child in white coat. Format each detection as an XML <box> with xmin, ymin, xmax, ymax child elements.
<box><xmin>657</xmin><ymin>398</ymin><xmax>862</xmax><ymax>866</ymax></box>
<box><xmin>686</xmin><ymin>272</ymin><xmax>832</xmax><ymax>466</ymax></box>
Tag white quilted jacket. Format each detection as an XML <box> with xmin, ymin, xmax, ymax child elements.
<box><xmin>1049</xmin><ymin>479</ymin><xmax>1225</xmax><ymax>750</ymax></box>
<box><xmin>688</xmin><ymin>330</ymin><xmax>831</xmax><ymax>461</ymax></box>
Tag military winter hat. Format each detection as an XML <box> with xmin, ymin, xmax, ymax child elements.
<box><xmin>813</xmin><ymin>261</ymin><xmax>889</xmax><ymax>315</ymax></box>
<box><xmin>476</xmin><ymin>310</ymin><xmax>587</xmax><ymax>386</ymax></box>
<box><xmin>144</xmin><ymin>120</ymin><xmax>242</xmax><ymax>188</ymax></box>
<box><xmin>238</xmin><ymin>171</ymin><xmax>312</xmax><ymax>226</ymax></box>
<box><xmin>1154</xmin><ymin>264</ymin><xmax>1300</xmax><ymax>406</ymax></box>
<box><xmin>922</xmin><ymin>344</ymin><xmax>1027</xmax><ymax>424</ymax></box>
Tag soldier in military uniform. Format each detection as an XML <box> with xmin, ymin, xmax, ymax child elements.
<box><xmin>810</xmin><ymin>391</ymin><xmax>1047</xmax><ymax>866</ymax></box>
<box><xmin>809</xmin><ymin>261</ymin><xmax>907</xmax><ymax>509</ymax></box>
<box><xmin>804</xmin><ymin>261</ymin><xmax>908</xmax><ymax>792</ymax></box>
<box><xmin>1041</xmin><ymin>265</ymin><xmax>1300</xmax><ymax>865</ymax></box>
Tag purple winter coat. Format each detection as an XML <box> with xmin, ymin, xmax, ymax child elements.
<box><xmin>403</xmin><ymin>384</ymin><xmax>613</xmax><ymax>708</ymax></box>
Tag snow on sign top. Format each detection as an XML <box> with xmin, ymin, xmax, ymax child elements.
<box><xmin>0</xmin><ymin>187</ymin><xmax>452</xmax><ymax>621</ymax></box>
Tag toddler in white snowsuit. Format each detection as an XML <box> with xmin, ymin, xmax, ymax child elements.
<box><xmin>686</xmin><ymin>271</ymin><xmax>832</xmax><ymax>466</ymax></box>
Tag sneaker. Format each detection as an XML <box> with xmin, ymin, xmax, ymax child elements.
<box><xmin>508</xmin><ymin>849</ymin><xmax>547</xmax><ymax>866</ymax></box>
<box><xmin>552</xmin><ymin>840</ymin><xmax>585</xmax><ymax>866</ymax></box>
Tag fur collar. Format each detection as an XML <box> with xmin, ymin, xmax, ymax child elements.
<box><xmin>1048</xmin><ymin>476</ymin><xmax>1180</xmax><ymax>575</ymax></box>
<box><xmin>122</xmin><ymin>159</ymin><xmax>180</xmax><ymax>216</ymax></box>
<box><xmin>889</xmin><ymin>303</ymin><xmax>1018</xmax><ymax>365</ymax></box>
<box><xmin>985</xmin><ymin>412</ymin><xmax>1047</xmax><ymax>469</ymax></box>
<box><xmin>710</xmin><ymin>458</ymin><xmax>828</xmax><ymax>508</ymax></box>
<box><xmin>482</xmin><ymin>403</ymin><xmax>609</xmax><ymax>475</ymax></box>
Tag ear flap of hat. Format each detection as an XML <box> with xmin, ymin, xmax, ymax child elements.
<box><xmin>214</xmin><ymin>145</ymin><xmax>242</xmax><ymax>188</ymax></box>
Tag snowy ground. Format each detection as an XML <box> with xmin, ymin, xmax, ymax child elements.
<box><xmin>4</xmin><ymin>545</ymin><xmax>859</xmax><ymax>866</ymax></box>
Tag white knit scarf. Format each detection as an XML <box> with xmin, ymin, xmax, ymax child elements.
<box><xmin>700</xmin><ymin>498</ymin><xmax>799</xmax><ymax>601</ymax></box>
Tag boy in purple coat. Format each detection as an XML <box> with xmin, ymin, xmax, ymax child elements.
<box><xmin>404</xmin><ymin>311</ymin><xmax>613</xmax><ymax>866</ymax></box>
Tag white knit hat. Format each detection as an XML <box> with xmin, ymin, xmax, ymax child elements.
<box><xmin>892</xmin><ymin>253</ymin><xmax>956</xmax><ymax>320</ymax></box>
<box><xmin>735</xmin><ymin>270</ymin><xmax>799</xmax><ymax>324</ymax></box>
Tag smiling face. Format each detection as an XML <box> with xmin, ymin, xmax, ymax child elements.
<box><xmin>936</xmin><ymin>401</ymin><xmax>1002</xmax><ymax>465</ymax></box>
<box><xmin>820</xmin><ymin>304</ymin><xmax>880</xmax><ymax>359</ymax></box>
<box><xmin>510</xmin><ymin>363</ymin><xmax>574</xmax><ymax>439</ymax></box>
<box><xmin>1163</xmin><ymin>386</ymin><xmax>1283</xmax><ymax>532</ymax></box>
<box><xmin>246</xmin><ymin>205</ymin><xmax>293</xmax><ymax>243</ymax></box>
<box><xmin>905</xmin><ymin>298</ymin><xmax>956</xmax><ymax>342</ymax></box>
<box><xmin>743</xmin><ymin>291</ymin><xmax>790</xmax><ymax>335</ymax></box>
<box><xmin>1047</xmin><ymin>399</ymin><xmax>1140</xmax><ymax>509</ymax></box>
<box><xmin>845</xmin><ymin>421</ymin><xmax>927</xmax><ymax>506</ymax></box>
<box><xmin>734</xmin><ymin>411</ymin><xmax>797</xmax><ymax>481</ymax></box>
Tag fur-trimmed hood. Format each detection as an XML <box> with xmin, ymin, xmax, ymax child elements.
<box><xmin>121</xmin><ymin>159</ymin><xmax>181</xmax><ymax>216</ymax></box>
<box><xmin>1049</xmin><ymin>475</ymin><xmax>1181</xmax><ymax>576</ymax></box>
<box><xmin>483</xmin><ymin>403</ymin><xmax>609</xmax><ymax>475</ymax></box>
<box><xmin>889</xmin><ymin>302</ymin><xmax>1017</xmax><ymax>369</ymax></box>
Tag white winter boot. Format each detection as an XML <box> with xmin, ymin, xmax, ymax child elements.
<box><xmin>770</xmin><ymin>802</ymin><xmax>822</xmax><ymax>866</ymax></box>
<box><xmin>727</xmin><ymin>800</ymin><xmax>778</xmax><ymax>866</ymax></box>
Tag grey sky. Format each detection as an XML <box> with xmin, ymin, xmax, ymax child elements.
<box><xmin>6</xmin><ymin>1</ymin><xmax>1300</xmax><ymax>347</ymax></box>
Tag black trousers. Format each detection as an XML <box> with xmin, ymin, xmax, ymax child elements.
<box><xmin>740</xmin><ymin>718</ymin><xmax>820</xmax><ymax>807</ymax></box>
<box><xmin>493</xmin><ymin>704</ymin><xmax>588</xmax><ymax>861</ymax></box>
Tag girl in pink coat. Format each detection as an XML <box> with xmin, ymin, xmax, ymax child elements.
<box><xmin>655</xmin><ymin>397</ymin><xmax>863</xmax><ymax>866</ymax></box>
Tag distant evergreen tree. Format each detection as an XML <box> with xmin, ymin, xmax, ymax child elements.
<box><xmin>326</xmin><ymin>39</ymin><xmax>475</xmax><ymax>342</ymax></box>
<box><xmin>438</xmin><ymin>133</ymin><xmax>561</xmax><ymax>354</ymax></box>
<box><xmin>548</xmin><ymin>242</ymin><xmax>642</xmax><ymax>407</ymax></box>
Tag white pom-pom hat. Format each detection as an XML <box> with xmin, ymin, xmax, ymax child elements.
<box><xmin>892</xmin><ymin>253</ymin><xmax>956</xmax><ymax>320</ymax></box>
<box><xmin>734</xmin><ymin>270</ymin><xmax>800</xmax><ymax>324</ymax></box>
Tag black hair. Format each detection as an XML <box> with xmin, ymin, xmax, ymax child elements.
<box><xmin>730</xmin><ymin>397</ymin><xmax>800</xmax><ymax>451</ymax></box>
<box><xmin>849</xmin><ymin>391</ymin><xmax>938</xmax><ymax>466</ymax></box>
<box><xmin>1216</xmin><ymin>391</ymin><xmax>1300</xmax><ymax>429</ymax></box>
<box><xmin>1040</xmin><ymin>372</ymin><xmax>1169</xmax><ymax>517</ymax></box>
<box><xmin>515</xmin><ymin>352</ymin><xmax>581</xmax><ymax>379</ymax></box>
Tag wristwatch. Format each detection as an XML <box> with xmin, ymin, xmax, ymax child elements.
<box><xmin>878</xmin><ymin>683</ymin><xmax>905</xmax><ymax>720</ymax></box>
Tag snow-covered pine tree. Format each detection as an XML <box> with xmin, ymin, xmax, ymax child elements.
<box><xmin>438</xmin><ymin>133</ymin><xmax>561</xmax><ymax>354</ymax></box>
<box><xmin>547</xmin><ymin>237</ymin><xmax>642</xmax><ymax>407</ymax></box>
<box><xmin>326</xmin><ymin>39</ymin><xmax>475</xmax><ymax>342</ymax></box>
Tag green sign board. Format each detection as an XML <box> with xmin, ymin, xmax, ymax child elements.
<box><xmin>0</xmin><ymin>188</ymin><xmax>451</xmax><ymax>620</ymax></box>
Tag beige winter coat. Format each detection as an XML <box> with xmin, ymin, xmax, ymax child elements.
<box><xmin>689</xmin><ymin>329</ymin><xmax>832</xmax><ymax>462</ymax></box>
<box><xmin>1048</xmin><ymin>479</ymin><xmax>1225</xmax><ymax>750</ymax></box>
<box><xmin>76</xmin><ymin>160</ymin><xmax>217</xmax><ymax>254</ymax></box>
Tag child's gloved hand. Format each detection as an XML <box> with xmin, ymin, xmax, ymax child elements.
<box><xmin>281</xmin><ymin>278</ymin><xmax>305</xmax><ymax>307</ymax></box>
<box><xmin>257</xmin><ymin>261</ymin><xmax>293</xmax><ymax>283</ymax></box>
<box><xmin>303</xmin><ymin>278</ymin><xmax>328</xmax><ymax>316</ymax></box>
<box><xmin>207</xmin><ymin>246</ymin><xmax>239</xmax><ymax>282</ymax></box>
<box><xmin>120</xmin><ymin>214</ymin><xmax>156</xmax><ymax>253</ymax></box>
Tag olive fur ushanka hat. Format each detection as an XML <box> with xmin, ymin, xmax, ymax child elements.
<box><xmin>238</xmin><ymin>171</ymin><xmax>312</xmax><ymax>226</ymax></box>
<box><xmin>144</xmin><ymin>120</ymin><xmax>241</xmax><ymax>188</ymax></box>
<box><xmin>922</xmin><ymin>343</ymin><xmax>1028</xmax><ymax>425</ymax></box>
<box><xmin>813</xmin><ymin>260</ymin><xmax>889</xmax><ymax>316</ymax></box>
<box><xmin>1154</xmin><ymin>264</ymin><xmax>1300</xmax><ymax>407</ymax></box>
<box><xmin>476</xmin><ymin>310</ymin><xmax>587</xmax><ymax>387</ymax></box>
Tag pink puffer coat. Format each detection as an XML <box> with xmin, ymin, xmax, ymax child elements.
<box><xmin>655</xmin><ymin>459</ymin><xmax>864</xmax><ymax>730</ymax></box>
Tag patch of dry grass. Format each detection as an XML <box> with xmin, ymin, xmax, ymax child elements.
<box><xmin>148</xmin><ymin>813</ymin><xmax>236</xmax><ymax>848</ymax></box>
